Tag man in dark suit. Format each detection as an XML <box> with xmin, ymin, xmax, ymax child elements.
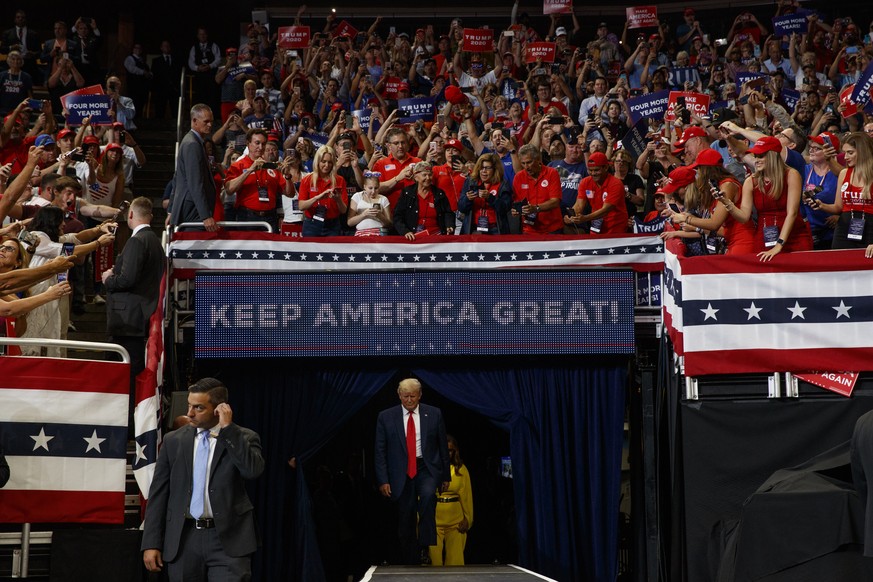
<box><xmin>1</xmin><ymin>10</ymin><xmax>41</xmax><ymax>83</ymax></box>
<box><xmin>151</xmin><ymin>40</ymin><xmax>181</xmax><ymax>120</ymax></box>
<box><xmin>142</xmin><ymin>377</ymin><xmax>264</xmax><ymax>580</ymax></box>
<box><xmin>102</xmin><ymin>197</ymin><xmax>163</xmax><ymax>428</ymax></box>
<box><xmin>169</xmin><ymin>104</ymin><xmax>218</xmax><ymax>231</ymax></box>
<box><xmin>375</xmin><ymin>378</ymin><xmax>451</xmax><ymax>564</ymax></box>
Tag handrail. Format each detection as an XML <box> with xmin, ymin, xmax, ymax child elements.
<box><xmin>0</xmin><ymin>338</ymin><xmax>130</xmax><ymax>363</ymax></box>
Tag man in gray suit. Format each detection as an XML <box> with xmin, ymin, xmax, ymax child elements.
<box><xmin>142</xmin><ymin>377</ymin><xmax>264</xmax><ymax>580</ymax></box>
<box><xmin>169</xmin><ymin>103</ymin><xmax>218</xmax><ymax>231</ymax></box>
<box><xmin>375</xmin><ymin>378</ymin><xmax>451</xmax><ymax>564</ymax></box>
<box><xmin>102</xmin><ymin>197</ymin><xmax>163</xmax><ymax>398</ymax></box>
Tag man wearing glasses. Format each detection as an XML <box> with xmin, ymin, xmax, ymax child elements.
<box><xmin>375</xmin><ymin>128</ymin><xmax>421</xmax><ymax>212</ymax></box>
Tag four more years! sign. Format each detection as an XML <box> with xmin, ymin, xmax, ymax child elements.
<box><xmin>195</xmin><ymin>271</ymin><xmax>636</xmax><ymax>357</ymax></box>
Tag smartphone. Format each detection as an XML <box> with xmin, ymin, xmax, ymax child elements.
<box><xmin>675</xmin><ymin>96</ymin><xmax>686</xmax><ymax>108</ymax></box>
<box><xmin>342</xmin><ymin>142</ymin><xmax>352</xmax><ymax>152</ymax></box>
<box><xmin>69</xmin><ymin>149</ymin><xmax>86</xmax><ymax>162</ymax></box>
<box><xmin>428</xmin><ymin>141</ymin><xmax>437</xmax><ymax>152</ymax></box>
<box><xmin>109</xmin><ymin>224</ymin><xmax>118</xmax><ymax>235</ymax></box>
<box><xmin>846</xmin><ymin>46</ymin><xmax>859</xmax><ymax>55</ymax></box>
<box><xmin>57</xmin><ymin>242</ymin><xmax>75</xmax><ymax>283</ymax></box>
<box><xmin>492</xmin><ymin>121</ymin><xmax>505</xmax><ymax>129</ymax></box>
<box><xmin>533</xmin><ymin>68</ymin><xmax>547</xmax><ymax>76</ymax></box>
<box><xmin>459</xmin><ymin>87</ymin><xmax>474</xmax><ymax>94</ymax></box>
<box><xmin>26</xmin><ymin>98</ymin><xmax>44</xmax><ymax>111</ymax></box>
<box><xmin>373</xmin><ymin>144</ymin><xmax>383</xmax><ymax>153</ymax></box>
<box><xmin>668</xmin><ymin>203</ymin><xmax>681</xmax><ymax>213</ymax></box>
<box><xmin>261</xmin><ymin>162</ymin><xmax>278</xmax><ymax>169</ymax></box>
<box><xmin>437</xmin><ymin>114</ymin><xmax>446</xmax><ymax>126</ymax></box>
<box><xmin>503</xmin><ymin>30</ymin><xmax>515</xmax><ymax>37</ymax></box>
<box><xmin>396</xmin><ymin>109</ymin><xmax>410</xmax><ymax>116</ymax></box>
<box><xmin>587</xmin><ymin>112</ymin><xmax>596</xmax><ymax>122</ymax></box>
<box><xmin>344</xmin><ymin>113</ymin><xmax>355</xmax><ymax>127</ymax></box>
<box><xmin>547</xmin><ymin>116</ymin><xmax>563</xmax><ymax>125</ymax></box>
<box><xmin>389</xmin><ymin>26</ymin><xmax>396</xmax><ymax>35</ymax></box>
<box><xmin>820</xmin><ymin>134</ymin><xmax>832</xmax><ymax>148</ymax></box>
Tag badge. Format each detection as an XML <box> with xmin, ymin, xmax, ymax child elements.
<box><xmin>540</xmin><ymin>180</ymin><xmax>549</xmax><ymax>188</ymax></box>
<box><xmin>258</xmin><ymin>186</ymin><xmax>270</xmax><ymax>203</ymax></box>
<box><xmin>848</xmin><ymin>214</ymin><xmax>866</xmax><ymax>240</ymax></box>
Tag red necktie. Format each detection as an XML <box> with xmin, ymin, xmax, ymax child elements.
<box><xmin>406</xmin><ymin>411</ymin><xmax>417</xmax><ymax>479</ymax></box>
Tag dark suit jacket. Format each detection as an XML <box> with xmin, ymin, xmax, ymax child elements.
<box><xmin>150</xmin><ymin>53</ymin><xmax>181</xmax><ymax>96</ymax></box>
<box><xmin>392</xmin><ymin>185</ymin><xmax>455</xmax><ymax>236</ymax></box>
<box><xmin>852</xmin><ymin>410</ymin><xmax>873</xmax><ymax>556</ymax></box>
<box><xmin>374</xmin><ymin>403</ymin><xmax>450</xmax><ymax>500</ymax></box>
<box><xmin>141</xmin><ymin>423</ymin><xmax>264</xmax><ymax>561</ymax></box>
<box><xmin>169</xmin><ymin>130</ymin><xmax>217</xmax><ymax>225</ymax></box>
<box><xmin>104</xmin><ymin>227</ymin><xmax>164</xmax><ymax>337</ymax></box>
<box><xmin>1</xmin><ymin>26</ymin><xmax>40</xmax><ymax>58</ymax></box>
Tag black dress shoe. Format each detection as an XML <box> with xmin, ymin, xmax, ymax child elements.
<box><xmin>419</xmin><ymin>548</ymin><xmax>431</xmax><ymax>565</ymax></box>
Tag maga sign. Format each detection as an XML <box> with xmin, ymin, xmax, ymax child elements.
<box><xmin>195</xmin><ymin>271</ymin><xmax>635</xmax><ymax>357</ymax></box>
<box><xmin>664</xmin><ymin>91</ymin><xmax>710</xmax><ymax>122</ymax></box>
<box><xmin>627</xmin><ymin>6</ymin><xmax>658</xmax><ymax>30</ymax></box>
<box><xmin>543</xmin><ymin>0</ymin><xmax>573</xmax><ymax>15</ymax></box>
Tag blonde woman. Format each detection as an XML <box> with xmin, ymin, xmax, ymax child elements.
<box><xmin>297</xmin><ymin>145</ymin><xmax>347</xmax><ymax>237</ymax></box>
<box><xmin>725</xmin><ymin>136</ymin><xmax>812</xmax><ymax>261</ymax></box>
<box><xmin>810</xmin><ymin>132</ymin><xmax>873</xmax><ymax>249</ymax></box>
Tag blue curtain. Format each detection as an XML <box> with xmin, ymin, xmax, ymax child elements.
<box><xmin>218</xmin><ymin>365</ymin><xmax>397</xmax><ymax>582</ymax></box>
<box><xmin>414</xmin><ymin>364</ymin><xmax>626</xmax><ymax>582</ymax></box>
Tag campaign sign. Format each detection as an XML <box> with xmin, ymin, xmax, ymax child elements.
<box><xmin>64</xmin><ymin>94</ymin><xmax>113</xmax><ymax>125</ymax></box>
<box><xmin>627</xmin><ymin>6</ymin><xmax>659</xmax><ymax>30</ymax></box>
<box><xmin>60</xmin><ymin>84</ymin><xmax>104</xmax><ymax>113</ymax></box>
<box><xmin>781</xmin><ymin>88</ymin><xmax>800</xmax><ymax>112</ymax></box>
<box><xmin>278</xmin><ymin>26</ymin><xmax>310</xmax><ymax>49</ymax></box>
<box><xmin>352</xmin><ymin>108</ymin><xmax>381</xmax><ymax>133</ymax></box>
<box><xmin>308</xmin><ymin>132</ymin><xmax>329</xmax><ymax>149</ymax></box>
<box><xmin>620</xmin><ymin>118</ymin><xmax>650</xmax><ymax>160</ymax></box>
<box><xmin>464</xmin><ymin>28</ymin><xmax>494</xmax><ymax>52</ymax></box>
<box><xmin>525</xmin><ymin>42</ymin><xmax>557</xmax><ymax>64</ymax></box>
<box><xmin>772</xmin><ymin>14</ymin><xmax>808</xmax><ymax>37</ymax></box>
<box><xmin>195</xmin><ymin>270</ymin><xmax>636</xmax><ymax>357</ymax></box>
<box><xmin>794</xmin><ymin>372</ymin><xmax>858</xmax><ymax>397</ymax></box>
<box><xmin>332</xmin><ymin>20</ymin><xmax>358</xmax><ymax>39</ymax></box>
<box><xmin>850</xmin><ymin>60</ymin><xmax>873</xmax><ymax>107</ymax></box>
<box><xmin>224</xmin><ymin>63</ymin><xmax>256</xmax><ymax>80</ymax></box>
<box><xmin>633</xmin><ymin>216</ymin><xmax>667</xmax><ymax>235</ymax></box>
<box><xmin>668</xmin><ymin>67</ymin><xmax>699</xmax><ymax>88</ymax></box>
<box><xmin>664</xmin><ymin>91</ymin><xmax>710</xmax><ymax>122</ymax></box>
<box><xmin>626</xmin><ymin>89</ymin><xmax>671</xmax><ymax>125</ymax></box>
<box><xmin>841</xmin><ymin>84</ymin><xmax>859</xmax><ymax>118</ymax></box>
<box><xmin>397</xmin><ymin>97</ymin><xmax>435</xmax><ymax>123</ymax></box>
<box><xmin>543</xmin><ymin>0</ymin><xmax>573</xmax><ymax>15</ymax></box>
<box><xmin>635</xmin><ymin>271</ymin><xmax>662</xmax><ymax>307</ymax></box>
<box><xmin>735</xmin><ymin>72</ymin><xmax>769</xmax><ymax>87</ymax></box>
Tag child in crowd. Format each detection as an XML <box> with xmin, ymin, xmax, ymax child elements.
<box><xmin>348</xmin><ymin>171</ymin><xmax>391</xmax><ymax>236</ymax></box>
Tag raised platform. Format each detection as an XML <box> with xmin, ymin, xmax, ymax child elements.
<box><xmin>360</xmin><ymin>564</ymin><xmax>557</xmax><ymax>581</ymax></box>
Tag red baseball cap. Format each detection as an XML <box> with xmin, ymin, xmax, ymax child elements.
<box><xmin>748</xmin><ymin>136</ymin><xmax>782</xmax><ymax>155</ymax></box>
<box><xmin>684</xmin><ymin>8</ymin><xmax>695</xmax><ymax>16</ymax></box>
<box><xmin>689</xmin><ymin>149</ymin><xmax>724</xmax><ymax>169</ymax></box>
<box><xmin>661</xmin><ymin>166</ymin><xmax>696</xmax><ymax>194</ymax></box>
<box><xmin>57</xmin><ymin>128</ymin><xmax>74</xmax><ymax>140</ymax></box>
<box><xmin>587</xmin><ymin>152</ymin><xmax>610</xmax><ymax>167</ymax></box>
<box><xmin>675</xmin><ymin>126</ymin><xmax>707</xmax><ymax>147</ymax></box>
<box><xmin>83</xmin><ymin>135</ymin><xmax>100</xmax><ymax>145</ymax></box>
<box><xmin>398</xmin><ymin>81</ymin><xmax>410</xmax><ymax>91</ymax></box>
<box><xmin>810</xmin><ymin>132</ymin><xmax>840</xmax><ymax>151</ymax></box>
<box><xmin>330</xmin><ymin>102</ymin><xmax>344</xmax><ymax>111</ymax></box>
<box><xmin>444</xmin><ymin>85</ymin><xmax>468</xmax><ymax>105</ymax></box>
<box><xmin>444</xmin><ymin>139</ymin><xmax>464</xmax><ymax>151</ymax></box>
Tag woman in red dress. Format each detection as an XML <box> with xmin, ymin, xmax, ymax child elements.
<box><xmin>724</xmin><ymin>136</ymin><xmax>812</xmax><ymax>261</ymax></box>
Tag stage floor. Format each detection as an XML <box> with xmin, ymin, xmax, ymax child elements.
<box><xmin>360</xmin><ymin>564</ymin><xmax>557</xmax><ymax>581</ymax></box>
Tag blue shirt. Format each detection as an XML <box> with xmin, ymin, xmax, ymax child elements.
<box><xmin>548</xmin><ymin>160</ymin><xmax>589</xmax><ymax>210</ymax></box>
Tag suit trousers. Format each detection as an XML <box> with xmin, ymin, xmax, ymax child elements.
<box><xmin>397</xmin><ymin>458</ymin><xmax>438</xmax><ymax>564</ymax></box>
<box><xmin>167</xmin><ymin>522</ymin><xmax>251</xmax><ymax>582</ymax></box>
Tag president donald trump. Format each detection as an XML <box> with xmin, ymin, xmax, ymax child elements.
<box><xmin>375</xmin><ymin>378</ymin><xmax>450</xmax><ymax>565</ymax></box>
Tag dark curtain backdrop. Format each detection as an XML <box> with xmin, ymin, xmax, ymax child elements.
<box><xmin>415</xmin><ymin>364</ymin><xmax>627</xmax><ymax>582</ymax></box>
<box><xmin>210</xmin><ymin>359</ymin><xmax>627</xmax><ymax>582</ymax></box>
<box><xmin>216</xmin><ymin>365</ymin><xmax>397</xmax><ymax>582</ymax></box>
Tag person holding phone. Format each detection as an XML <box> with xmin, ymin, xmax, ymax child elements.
<box><xmin>393</xmin><ymin>162</ymin><xmax>455</xmax><ymax>240</ymax></box>
<box><xmin>724</xmin><ymin>136</ymin><xmax>812</xmax><ymax>261</ymax></box>
<box><xmin>457</xmin><ymin>153</ymin><xmax>512</xmax><ymax>235</ymax></box>
<box><xmin>808</xmin><ymin>132</ymin><xmax>873</xmax><ymax>249</ymax></box>
<box><xmin>298</xmin><ymin>145</ymin><xmax>348</xmax><ymax>237</ymax></box>
<box><xmin>569</xmin><ymin>152</ymin><xmax>628</xmax><ymax>235</ymax></box>
<box><xmin>431</xmin><ymin>139</ymin><xmax>469</xmax><ymax>232</ymax></box>
<box><xmin>224</xmin><ymin>129</ymin><xmax>294</xmax><ymax>232</ymax></box>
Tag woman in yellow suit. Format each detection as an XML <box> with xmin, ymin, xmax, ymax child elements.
<box><xmin>430</xmin><ymin>434</ymin><xmax>473</xmax><ymax>566</ymax></box>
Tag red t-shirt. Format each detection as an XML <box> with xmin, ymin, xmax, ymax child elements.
<box><xmin>416</xmin><ymin>190</ymin><xmax>440</xmax><ymax>233</ymax></box>
<box><xmin>841</xmin><ymin>167</ymin><xmax>873</xmax><ymax>215</ymax></box>
<box><xmin>374</xmin><ymin>154</ymin><xmax>420</xmax><ymax>210</ymax></box>
<box><xmin>225</xmin><ymin>156</ymin><xmax>287</xmax><ymax>212</ymax></box>
<box><xmin>470</xmin><ymin>183</ymin><xmax>500</xmax><ymax>230</ymax></box>
<box><xmin>431</xmin><ymin>164</ymin><xmax>465</xmax><ymax>211</ymax></box>
<box><xmin>298</xmin><ymin>173</ymin><xmax>348</xmax><ymax>220</ymax></box>
<box><xmin>576</xmin><ymin>174</ymin><xmax>628</xmax><ymax>235</ymax></box>
<box><xmin>512</xmin><ymin>165</ymin><xmax>562</xmax><ymax>234</ymax></box>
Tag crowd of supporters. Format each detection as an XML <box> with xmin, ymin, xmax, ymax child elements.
<box><xmin>3</xmin><ymin>4</ymin><xmax>873</xmax><ymax>263</ymax></box>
